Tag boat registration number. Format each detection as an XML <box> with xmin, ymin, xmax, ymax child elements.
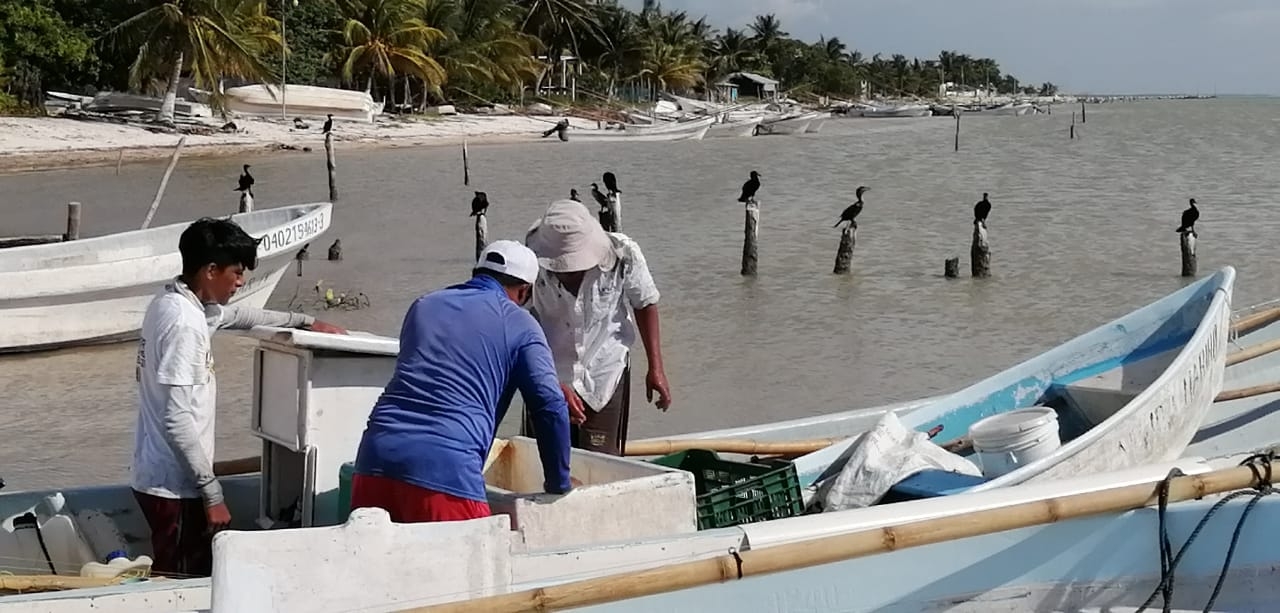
<box><xmin>259</xmin><ymin>212</ymin><xmax>326</xmax><ymax>255</ymax></box>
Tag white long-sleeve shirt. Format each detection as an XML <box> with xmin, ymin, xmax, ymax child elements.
<box><xmin>131</xmin><ymin>278</ymin><xmax>313</xmax><ymax>505</ymax></box>
<box><xmin>530</xmin><ymin>233</ymin><xmax>660</xmax><ymax>411</ymax></box>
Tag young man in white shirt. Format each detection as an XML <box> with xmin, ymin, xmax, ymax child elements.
<box><xmin>522</xmin><ymin>199</ymin><xmax>672</xmax><ymax>456</ymax></box>
<box><xmin>132</xmin><ymin>217</ymin><xmax>345</xmax><ymax>577</ymax></box>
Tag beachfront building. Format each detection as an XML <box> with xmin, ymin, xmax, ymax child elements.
<box><xmin>719</xmin><ymin>72</ymin><xmax>779</xmax><ymax>102</ymax></box>
<box><xmin>536</xmin><ymin>55</ymin><xmax>582</xmax><ymax>101</ymax></box>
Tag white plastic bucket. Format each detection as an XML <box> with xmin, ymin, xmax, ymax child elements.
<box><xmin>967</xmin><ymin>407</ymin><xmax>1062</xmax><ymax>478</ymax></box>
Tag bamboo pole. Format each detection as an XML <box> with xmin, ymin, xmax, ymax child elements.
<box><xmin>625</xmin><ymin>438</ymin><xmax>844</xmax><ymax>457</ymax></box>
<box><xmin>1226</xmin><ymin>337</ymin><xmax>1280</xmax><ymax>367</ymax></box>
<box><xmin>1232</xmin><ymin>306</ymin><xmax>1280</xmax><ymax>336</ymax></box>
<box><xmin>407</xmin><ymin>461</ymin><xmax>1280</xmax><ymax>613</ymax></box>
<box><xmin>1216</xmin><ymin>381</ymin><xmax>1280</xmax><ymax>403</ymax></box>
<box><xmin>0</xmin><ymin>574</ymin><xmax>124</xmax><ymax>591</ymax></box>
<box><xmin>139</xmin><ymin>136</ymin><xmax>187</xmax><ymax>230</ymax></box>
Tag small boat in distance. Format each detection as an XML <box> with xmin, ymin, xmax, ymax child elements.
<box><xmin>566</xmin><ymin>116</ymin><xmax>715</xmax><ymax>142</ymax></box>
<box><xmin>223</xmin><ymin>84</ymin><xmax>384</xmax><ymax>122</ymax></box>
<box><xmin>0</xmin><ymin>203</ymin><xmax>331</xmax><ymax>354</ymax></box>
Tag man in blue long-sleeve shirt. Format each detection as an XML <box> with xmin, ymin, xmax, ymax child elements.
<box><xmin>352</xmin><ymin>240</ymin><xmax>573</xmax><ymax>522</ymax></box>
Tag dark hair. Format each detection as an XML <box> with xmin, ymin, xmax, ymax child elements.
<box><xmin>179</xmin><ymin>217</ymin><xmax>260</xmax><ymax>276</ymax></box>
<box><xmin>472</xmin><ymin>268</ymin><xmax>528</xmax><ymax>288</ymax></box>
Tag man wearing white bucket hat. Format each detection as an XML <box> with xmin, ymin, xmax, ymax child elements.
<box><xmin>522</xmin><ymin>199</ymin><xmax>671</xmax><ymax>456</ymax></box>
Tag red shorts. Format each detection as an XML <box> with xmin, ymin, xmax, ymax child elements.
<box><xmin>349</xmin><ymin>474</ymin><xmax>491</xmax><ymax>523</ymax></box>
<box><xmin>132</xmin><ymin>490</ymin><xmax>211</xmax><ymax>578</ymax></box>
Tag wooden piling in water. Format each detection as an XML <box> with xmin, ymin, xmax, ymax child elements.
<box><xmin>741</xmin><ymin>199</ymin><xmax>759</xmax><ymax>276</ymax></box>
<box><xmin>1180</xmin><ymin>231</ymin><xmax>1197</xmax><ymax>277</ymax></box>
<box><xmin>971</xmin><ymin>223</ymin><xmax>991</xmax><ymax>278</ymax></box>
<box><xmin>462</xmin><ymin>139</ymin><xmax>470</xmax><ymax>186</ymax></box>
<box><xmin>64</xmin><ymin>202</ymin><xmax>82</xmax><ymax>241</ymax></box>
<box><xmin>953</xmin><ymin>113</ymin><xmax>961</xmax><ymax>152</ymax></box>
<box><xmin>325</xmin><ymin>132</ymin><xmax>338</xmax><ymax>203</ymax></box>
<box><xmin>1081</xmin><ymin>100</ymin><xmax>1087</xmax><ymax>123</ymax></box>
<box><xmin>1070</xmin><ymin>113</ymin><xmax>1076</xmax><ymax>140</ymax></box>
<box><xmin>944</xmin><ymin>257</ymin><xmax>959</xmax><ymax>278</ymax></box>
<box><xmin>833</xmin><ymin>227</ymin><xmax>855</xmax><ymax>274</ymax></box>
<box><xmin>474</xmin><ymin>213</ymin><xmax>488</xmax><ymax>262</ymax></box>
<box><xmin>610</xmin><ymin>193</ymin><xmax>622</xmax><ymax>231</ymax></box>
<box><xmin>238</xmin><ymin>191</ymin><xmax>254</xmax><ymax>214</ymax></box>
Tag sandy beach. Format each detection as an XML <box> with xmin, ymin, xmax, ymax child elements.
<box><xmin>0</xmin><ymin>112</ymin><xmax>604</xmax><ymax>174</ymax></box>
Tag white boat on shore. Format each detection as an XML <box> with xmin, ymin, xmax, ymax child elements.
<box><xmin>2</xmin><ymin>269</ymin><xmax>1268</xmax><ymax>612</ymax></box>
<box><xmin>756</xmin><ymin>112</ymin><xmax>817</xmax><ymax>135</ymax></box>
<box><xmin>223</xmin><ymin>84</ymin><xmax>384</xmax><ymax>122</ymax></box>
<box><xmin>704</xmin><ymin>116</ymin><xmax>762</xmax><ymax>138</ymax></box>
<box><xmin>566</xmin><ymin>116</ymin><xmax>714</xmax><ymax>142</ymax></box>
<box><xmin>0</xmin><ymin>203</ymin><xmax>330</xmax><ymax>354</ymax></box>
<box><xmin>805</xmin><ymin>112</ymin><xmax>831</xmax><ymax>133</ymax></box>
<box><xmin>860</xmin><ymin>103</ymin><xmax>933</xmax><ymax>118</ymax></box>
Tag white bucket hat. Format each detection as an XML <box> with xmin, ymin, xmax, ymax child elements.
<box><xmin>525</xmin><ymin>200</ymin><xmax>616</xmax><ymax>273</ymax></box>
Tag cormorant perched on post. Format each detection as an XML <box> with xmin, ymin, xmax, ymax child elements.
<box><xmin>1176</xmin><ymin>198</ymin><xmax>1199</xmax><ymax>234</ymax></box>
<box><xmin>235</xmin><ymin>164</ymin><xmax>254</xmax><ymax>195</ymax></box>
<box><xmin>833</xmin><ymin>186</ymin><xmax>869</xmax><ymax>228</ymax></box>
<box><xmin>603</xmin><ymin>171</ymin><xmax>620</xmax><ymax>196</ymax></box>
<box><xmin>738</xmin><ymin>170</ymin><xmax>761</xmax><ymax>203</ymax></box>
<box><xmin>469</xmin><ymin>191</ymin><xmax>489</xmax><ymax>217</ymax></box>
<box><xmin>591</xmin><ymin>183</ymin><xmax>610</xmax><ymax>209</ymax></box>
<box><xmin>569</xmin><ymin>188</ymin><xmax>581</xmax><ymax>202</ymax></box>
<box><xmin>322</xmin><ymin>114</ymin><xmax>334</xmax><ymax>134</ymax></box>
<box><xmin>974</xmin><ymin>192</ymin><xmax>992</xmax><ymax>227</ymax></box>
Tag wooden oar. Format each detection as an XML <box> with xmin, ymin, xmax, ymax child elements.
<box><xmin>624</xmin><ymin>438</ymin><xmax>844</xmax><ymax>458</ymax></box>
<box><xmin>406</xmin><ymin>458</ymin><xmax>1280</xmax><ymax>613</ymax></box>
<box><xmin>0</xmin><ymin>575</ymin><xmax>124</xmax><ymax>592</ymax></box>
<box><xmin>1226</xmin><ymin>337</ymin><xmax>1280</xmax><ymax>367</ymax></box>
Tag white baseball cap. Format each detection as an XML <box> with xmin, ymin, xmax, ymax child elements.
<box><xmin>475</xmin><ymin>240</ymin><xmax>540</xmax><ymax>285</ymax></box>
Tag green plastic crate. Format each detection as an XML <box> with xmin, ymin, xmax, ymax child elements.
<box><xmin>651</xmin><ymin>449</ymin><xmax>804</xmax><ymax>530</ymax></box>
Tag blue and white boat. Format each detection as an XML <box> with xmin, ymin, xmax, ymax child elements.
<box><xmin>1</xmin><ymin>267</ymin><xmax>1269</xmax><ymax>612</ymax></box>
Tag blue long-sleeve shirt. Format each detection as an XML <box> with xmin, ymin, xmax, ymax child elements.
<box><xmin>354</xmin><ymin>274</ymin><xmax>572</xmax><ymax>502</ymax></box>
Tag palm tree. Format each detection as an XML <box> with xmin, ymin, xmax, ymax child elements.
<box><xmin>334</xmin><ymin>0</ymin><xmax>446</xmax><ymax>98</ymax></box>
<box><xmin>747</xmin><ymin>13</ymin><xmax>787</xmax><ymax>69</ymax></box>
<box><xmin>422</xmin><ymin>0</ymin><xmax>541</xmax><ymax>102</ymax></box>
<box><xmin>112</xmin><ymin>0</ymin><xmax>282</xmax><ymax>123</ymax></box>
<box><xmin>517</xmin><ymin>0</ymin><xmax>602</xmax><ymax>90</ymax></box>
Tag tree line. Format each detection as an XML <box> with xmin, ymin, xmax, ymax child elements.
<box><xmin>0</xmin><ymin>0</ymin><xmax>1059</xmax><ymax>119</ymax></box>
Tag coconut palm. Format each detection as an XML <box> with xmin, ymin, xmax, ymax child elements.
<box><xmin>422</xmin><ymin>0</ymin><xmax>541</xmax><ymax>100</ymax></box>
<box><xmin>334</xmin><ymin>0</ymin><xmax>446</xmax><ymax>97</ymax></box>
<box><xmin>112</xmin><ymin>0</ymin><xmax>282</xmax><ymax>123</ymax></box>
<box><xmin>517</xmin><ymin>0</ymin><xmax>602</xmax><ymax>89</ymax></box>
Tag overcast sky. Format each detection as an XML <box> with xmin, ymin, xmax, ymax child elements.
<box><xmin>623</xmin><ymin>0</ymin><xmax>1280</xmax><ymax>95</ymax></box>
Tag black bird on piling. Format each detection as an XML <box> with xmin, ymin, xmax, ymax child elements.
<box><xmin>974</xmin><ymin>192</ymin><xmax>992</xmax><ymax>227</ymax></box>
<box><xmin>235</xmin><ymin>164</ymin><xmax>255</xmax><ymax>195</ymax></box>
<box><xmin>469</xmin><ymin>191</ymin><xmax>489</xmax><ymax>217</ymax></box>
<box><xmin>833</xmin><ymin>186</ymin><xmax>870</xmax><ymax>229</ymax></box>
<box><xmin>591</xmin><ymin>183</ymin><xmax>610</xmax><ymax>209</ymax></box>
<box><xmin>1176</xmin><ymin>198</ymin><xmax>1199</xmax><ymax>235</ymax></box>
<box><xmin>570</xmin><ymin>188</ymin><xmax>581</xmax><ymax>202</ymax></box>
<box><xmin>603</xmin><ymin>171</ymin><xmax>621</xmax><ymax>196</ymax></box>
<box><xmin>322</xmin><ymin>114</ymin><xmax>334</xmax><ymax>134</ymax></box>
<box><xmin>738</xmin><ymin>170</ymin><xmax>762</xmax><ymax>203</ymax></box>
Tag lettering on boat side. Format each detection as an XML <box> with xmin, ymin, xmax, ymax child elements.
<box><xmin>259</xmin><ymin>212</ymin><xmax>326</xmax><ymax>255</ymax></box>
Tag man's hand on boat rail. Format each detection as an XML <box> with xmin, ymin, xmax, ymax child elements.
<box><xmin>306</xmin><ymin>320</ymin><xmax>348</xmax><ymax>335</ymax></box>
<box><xmin>206</xmin><ymin>502</ymin><xmax>232</xmax><ymax>534</ymax></box>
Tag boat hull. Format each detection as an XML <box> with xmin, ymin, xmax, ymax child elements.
<box><xmin>705</xmin><ymin>117</ymin><xmax>762</xmax><ymax>138</ymax></box>
<box><xmin>756</xmin><ymin>115</ymin><xmax>813</xmax><ymax>135</ymax></box>
<box><xmin>224</xmin><ymin>85</ymin><xmax>384</xmax><ymax>122</ymax></box>
<box><xmin>568</xmin><ymin>117</ymin><xmax>714</xmax><ymax>142</ymax></box>
<box><xmin>0</xmin><ymin>203</ymin><xmax>331</xmax><ymax>353</ymax></box>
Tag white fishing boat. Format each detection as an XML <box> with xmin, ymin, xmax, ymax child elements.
<box><xmin>804</xmin><ymin>112</ymin><xmax>831</xmax><ymax>133</ymax></box>
<box><xmin>860</xmin><ymin>104</ymin><xmax>933</xmax><ymax>118</ymax></box>
<box><xmin>986</xmin><ymin>102</ymin><xmax>1037</xmax><ymax>116</ymax></box>
<box><xmin>755</xmin><ymin>112</ymin><xmax>816</xmax><ymax>135</ymax></box>
<box><xmin>223</xmin><ymin>84</ymin><xmax>384</xmax><ymax>123</ymax></box>
<box><xmin>4</xmin><ymin>269</ymin><xmax>1270</xmax><ymax>612</ymax></box>
<box><xmin>0</xmin><ymin>203</ymin><xmax>331</xmax><ymax>354</ymax></box>
<box><xmin>566</xmin><ymin>116</ymin><xmax>714</xmax><ymax>142</ymax></box>
<box><xmin>704</xmin><ymin>116</ymin><xmax>762</xmax><ymax>138</ymax></box>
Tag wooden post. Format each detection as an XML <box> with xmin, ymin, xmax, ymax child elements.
<box><xmin>953</xmin><ymin>113</ymin><xmax>961</xmax><ymax>152</ymax></box>
<box><xmin>609</xmin><ymin>193</ymin><xmax>622</xmax><ymax>231</ymax></box>
<box><xmin>740</xmin><ymin>199</ymin><xmax>759</xmax><ymax>276</ymax></box>
<box><xmin>461</xmin><ymin>139</ymin><xmax>470</xmax><ymax>186</ymax></box>
<box><xmin>64</xmin><ymin>202</ymin><xmax>81</xmax><ymax>241</ymax></box>
<box><xmin>1081</xmin><ymin>100</ymin><xmax>1086</xmax><ymax>123</ymax></box>
<box><xmin>474</xmin><ymin>213</ymin><xmax>488</xmax><ymax>262</ymax></box>
<box><xmin>115</xmin><ymin>150</ymin><xmax>123</xmax><ymax>176</ymax></box>
<box><xmin>944</xmin><ymin>257</ymin><xmax>959</xmax><ymax>278</ymax></box>
<box><xmin>971</xmin><ymin>223</ymin><xmax>991</xmax><ymax>278</ymax></box>
<box><xmin>325</xmin><ymin>132</ymin><xmax>338</xmax><ymax>203</ymax></box>
<box><xmin>832</xmin><ymin>227</ymin><xmax>855</xmax><ymax>274</ymax></box>
<box><xmin>1180</xmin><ymin>231</ymin><xmax>1197</xmax><ymax>277</ymax></box>
<box><xmin>238</xmin><ymin>191</ymin><xmax>254</xmax><ymax>214</ymax></box>
<box><xmin>139</xmin><ymin>136</ymin><xmax>187</xmax><ymax>229</ymax></box>
<box><xmin>1070</xmin><ymin>113</ymin><xmax>1076</xmax><ymax>140</ymax></box>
